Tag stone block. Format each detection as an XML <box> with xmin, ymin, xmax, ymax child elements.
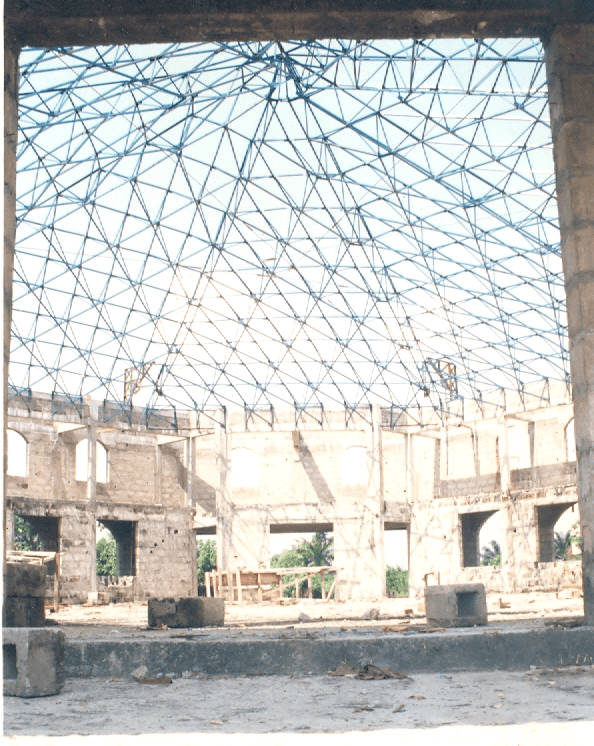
<box><xmin>3</xmin><ymin>597</ymin><xmax>46</xmax><ymax>628</ymax></box>
<box><xmin>148</xmin><ymin>597</ymin><xmax>224</xmax><ymax>628</ymax></box>
<box><xmin>3</xmin><ymin>628</ymin><xmax>66</xmax><ymax>697</ymax></box>
<box><xmin>424</xmin><ymin>583</ymin><xmax>487</xmax><ymax>628</ymax></box>
<box><xmin>4</xmin><ymin>562</ymin><xmax>47</xmax><ymax>597</ymax></box>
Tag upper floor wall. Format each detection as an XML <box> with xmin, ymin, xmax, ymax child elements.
<box><xmin>7</xmin><ymin>382</ymin><xmax>576</xmax><ymax>515</ymax></box>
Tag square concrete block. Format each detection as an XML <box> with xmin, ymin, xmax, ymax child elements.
<box><xmin>4</xmin><ymin>563</ymin><xmax>47</xmax><ymax>597</ymax></box>
<box><xmin>3</xmin><ymin>597</ymin><xmax>46</xmax><ymax>628</ymax></box>
<box><xmin>148</xmin><ymin>597</ymin><xmax>225</xmax><ymax>628</ymax></box>
<box><xmin>3</xmin><ymin>628</ymin><xmax>66</xmax><ymax>697</ymax></box>
<box><xmin>424</xmin><ymin>583</ymin><xmax>487</xmax><ymax>628</ymax></box>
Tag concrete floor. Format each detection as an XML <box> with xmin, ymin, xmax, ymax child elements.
<box><xmin>4</xmin><ymin>668</ymin><xmax>594</xmax><ymax>744</ymax></box>
<box><xmin>5</xmin><ymin>591</ymin><xmax>591</xmax><ymax>744</ymax></box>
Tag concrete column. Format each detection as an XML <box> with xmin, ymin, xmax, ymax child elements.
<box><xmin>498</xmin><ymin>417</ymin><xmax>510</xmax><ymax>495</ymax></box>
<box><xmin>3</xmin><ymin>44</ymin><xmax>19</xmax><ymax>559</ymax></box>
<box><xmin>369</xmin><ymin>404</ymin><xmax>386</xmax><ymax>597</ymax></box>
<box><xmin>186</xmin><ymin>435</ymin><xmax>194</xmax><ymax>507</ymax></box>
<box><xmin>215</xmin><ymin>422</ymin><xmax>232</xmax><ymax>569</ymax></box>
<box><xmin>334</xmin><ymin>407</ymin><xmax>385</xmax><ymax>601</ymax></box>
<box><xmin>546</xmin><ymin>26</ymin><xmax>594</xmax><ymax>621</ymax></box>
<box><xmin>86</xmin><ymin>424</ymin><xmax>97</xmax><ymax>593</ymax></box>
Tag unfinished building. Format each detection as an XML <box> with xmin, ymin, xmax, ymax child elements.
<box><xmin>3</xmin><ymin>3</ymin><xmax>594</xmax><ymax>621</ymax></box>
<box><xmin>5</xmin><ymin>379</ymin><xmax>580</xmax><ymax>603</ymax></box>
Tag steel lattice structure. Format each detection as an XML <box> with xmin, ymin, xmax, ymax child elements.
<box><xmin>12</xmin><ymin>38</ymin><xmax>567</xmax><ymax>418</ymax></box>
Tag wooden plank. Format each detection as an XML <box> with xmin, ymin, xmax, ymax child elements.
<box><xmin>236</xmin><ymin>567</ymin><xmax>243</xmax><ymax>603</ymax></box>
<box><xmin>228</xmin><ymin>568</ymin><xmax>234</xmax><ymax>603</ymax></box>
<box><xmin>326</xmin><ymin>576</ymin><xmax>337</xmax><ymax>602</ymax></box>
<box><xmin>240</xmin><ymin>571</ymin><xmax>281</xmax><ymax>585</ymax></box>
<box><xmin>321</xmin><ymin>570</ymin><xmax>326</xmax><ymax>600</ymax></box>
<box><xmin>307</xmin><ymin>574</ymin><xmax>312</xmax><ymax>599</ymax></box>
<box><xmin>257</xmin><ymin>573</ymin><xmax>263</xmax><ymax>602</ymax></box>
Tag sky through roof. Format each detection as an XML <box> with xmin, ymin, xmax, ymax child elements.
<box><xmin>11</xmin><ymin>38</ymin><xmax>567</xmax><ymax>417</ymax></box>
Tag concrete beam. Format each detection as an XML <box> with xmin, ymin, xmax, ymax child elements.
<box><xmin>545</xmin><ymin>24</ymin><xmax>594</xmax><ymax>623</ymax></box>
<box><xmin>63</xmin><ymin>625</ymin><xmax>594</xmax><ymax>678</ymax></box>
<box><xmin>5</xmin><ymin>1</ymin><xmax>594</xmax><ymax>48</ymax></box>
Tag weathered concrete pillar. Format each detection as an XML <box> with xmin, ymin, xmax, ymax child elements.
<box><xmin>215</xmin><ymin>422</ymin><xmax>232</xmax><ymax>570</ymax></box>
<box><xmin>334</xmin><ymin>406</ymin><xmax>385</xmax><ymax>601</ymax></box>
<box><xmin>545</xmin><ymin>25</ymin><xmax>594</xmax><ymax>621</ymax></box>
<box><xmin>498</xmin><ymin>417</ymin><xmax>511</xmax><ymax>495</ymax></box>
<box><xmin>3</xmin><ymin>44</ymin><xmax>19</xmax><ymax>559</ymax></box>
<box><xmin>86</xmin><ymin>424</ymin><xmax>97</xmax><ymax>593</ymax></box>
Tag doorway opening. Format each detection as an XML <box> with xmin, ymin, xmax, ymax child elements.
<box><xmin>96</xmin><ymin>520</ymin><xmax>136</xmax><ymax>576</ymax></box>
<box><xmin>384</xmin><ymin>522</ymin><xmax>409</xmax><ymax>597</ymax></box>
<box><xmin>269</xmin><ymin>523</ymin><xmax>334</xmax><ymax>598</ymax></box>
<box><xmin>195</xmin><ymin>527</ymin><xmax>217</xmax><ymax>595</ymax></box>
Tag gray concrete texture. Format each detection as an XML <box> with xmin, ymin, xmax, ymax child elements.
<box><xmin>5</xmin><ymin>1</ymin><xmax>594</xmax><ymax>47</ymax></box>
<box><xmin>424</xmin><ymin>584</ymin><xmax>488</xmax><ymax>628</ymax></box>
<box><xmin>545</xmin><ymin>25</ymin><xmax>594</xmax><ymax>622</ymax></box>
<box><xmin>3</xmin><ymin>627</ymin><xmax>66</xmax><ymax>697</ymax></box>
<box><xmin>4</xmin><ymin>668</ymin><xmax>594</xmax><ymax>741</ymax></box>
<box><xmin>3</xmin><ymin>562</ymin><xmax>47</xmax><ymax>627</ymax></box>
<box><xmin>4</xmin><ymin>562</ymin><xmax>46</xmax><ymax>596</ymax></box>
<box><xmin>148</xmin><ymin>597</ymin><xmax>225</xmax><ymax>628</ymax></box>
<box><xmin>63</xmin><ymin>625</ymin><xmax>593</xmax><ymax>679</ymax></box>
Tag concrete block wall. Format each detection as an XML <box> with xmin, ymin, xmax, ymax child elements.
<box><xmin>6</xmin><ymin>384</ymin><xmax>582</xmax><ymax>603</ymax></box>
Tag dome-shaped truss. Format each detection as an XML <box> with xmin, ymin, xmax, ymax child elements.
<box><xmin>12</xmin><ymin>38</ymin><xmax>567</xmax><ymax>415</ymax></box>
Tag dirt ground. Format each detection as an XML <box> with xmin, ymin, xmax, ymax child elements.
<box><xmin>47</xmin><ymin>589</ymin><xmax>584</xmax><ymax>637</ymax></box>
<box><xmin>5</xmin><ymin>668</ymin><xmax>594</xmax><ymax>743</ymax></box>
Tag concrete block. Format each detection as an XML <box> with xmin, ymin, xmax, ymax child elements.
<box><xmin>3</xmin><ymin>597</ymin><xmax>46</xmax><ymax>628</ymax></box>
<box><xmin>148</xmin><ymin>597</ymin><xmax>225</xmax><ymax>628</ymax></box>
<box><xmin>424</xmin><ymin>583</ymin><xmax>487</xmax><ymax>628</ymax></box>
<box><xmin>4</xmin><ymin>562</ymin><xmax>47</xmax><ymax>597</ymax></box>
<box><xmin>3</xmin><ymin>628</ymin><xmax>66</xmax><ymax>697</ymax></box>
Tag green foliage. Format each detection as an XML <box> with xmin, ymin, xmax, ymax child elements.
<box><xmin>14</xmin><ymin>516</ymin><xmax>41</xmax><ymax>551</ymax></box>
<box><xmin>481</xmin><ymin>540</ymin><xmax>502</xmax><ymax>566</ymax></box>
<box><xmin>386</xmin><ymin>565</ymin><xmax>409</xmax><ymax>596</ymax></box>
<box><xmin>96</xmin><ymin>537</ymin><xmax>117</xmax><ymax>576</ymax></box>
<box><xmin>555</xmin><ymin>522</ymin><xmax>582</xmax><ymax>561</ymax></box>
<box><xmin>270</xmin><ymin>533</ymin><xmax>334</xmax><ymax>598</ymax></box>
<box><xmin>197</xmin><ymin>539</ymin><xmax>217</xmax><ymax>583</ymax></box>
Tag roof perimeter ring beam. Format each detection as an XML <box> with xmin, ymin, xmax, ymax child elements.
<box><xmin>5</xmin><ymin>1</ymin><xmax>594</xmax><ymax>48</ymax></box>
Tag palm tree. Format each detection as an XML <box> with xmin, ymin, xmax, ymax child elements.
<box><xmin>555</xmin><ymin>531</ymin><xmax>573</xmax><ymax>561</ymax></box>
<box><xmin>480</xmin><ymin>540</ymin><xmax>501</xmax><ymax>566</ymax></box>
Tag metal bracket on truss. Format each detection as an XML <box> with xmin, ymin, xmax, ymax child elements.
<box><xmin>422</xmin><ymin>359</ymin><xmax>458</xmax><ymax>398</ymax></box>
<box><xmin>124</xmin><ymin>363</ymin><xmax>152</xmax><ymax>404</ymax></box>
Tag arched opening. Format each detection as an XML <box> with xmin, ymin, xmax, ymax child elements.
<box><xmin>340</xmin><ymin>445</ymin><xmax>367</xmax><ymax>485</ymax></box>
<box><xmin>7</xmin><ymin>430</ymin><xmax>27</xmax><ymax>477</ymax></box>
<box><xmin>76</xmin><ymin>439</ymin><xmax>109</xmax><ymax>482</ymax></box>
<box><xmin>460</xmin><ymin>510</ymin><xmax>501</xmax><ymax>567</ymax></box>
<box><xmin>231</xmin><ymin>447</ymin><xmax>259</xmax><ymax>488</ymax></box>
<box><xmin>537</xmin><ymin>502</ymin><xmax>580</xmax><ymax>562</ymax></box>
<box><xmin>479</xmin><ymin>511</ymin><xmax>503</xmax><ymax>566</ymax></box>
